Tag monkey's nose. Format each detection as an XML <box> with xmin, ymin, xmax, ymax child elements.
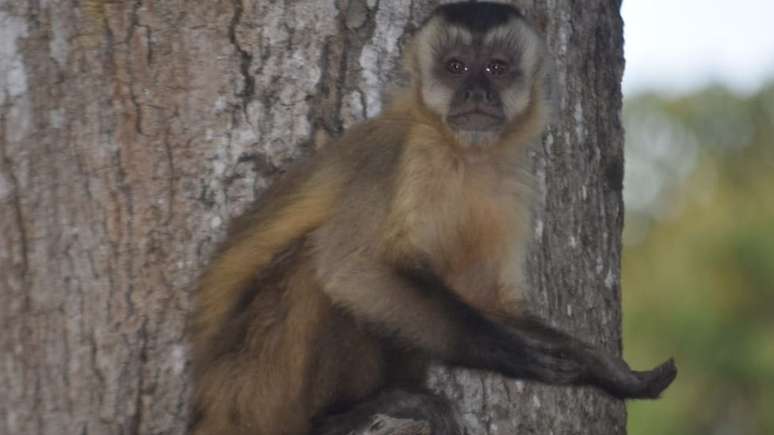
<box><xmin>464</xmin><ymin>88</ymin><xmax>495</xmax><ymax>103</ymax></box>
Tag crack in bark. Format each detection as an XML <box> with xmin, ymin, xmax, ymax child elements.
<box><xmin>229</xmin><ymin>0</ymin><xmax>255</xmax><ymax>113</ymax></box>
<box><xmin>88</xmin><ymin>330</ymin><xmax>107</xmax><ymax>409</ymax></box>
<box><xmin>0</xmin><ymin>97</ymin><xmax>42</xmax><ymax>433</ymax></box>
<box><xmin>129</xmin><ymin>320</ymin><xmax>149</xmax><ymax>435</ymax></box>
<box><xmin>306</xmin><ymin>0</ymin><xmax>380</xmax><ymax>144</ymax></box>
<box><xmin>126</xmin><ymin>0</ymin><xmax>145</xmax><ymax>135</ymax></box>
<box><xmin>0</xmin><ymin>106</ymin><xmax>30</xmax><ymax>284</ymax></box>
<box><xmin>161</xmin><ymin>131</ymin><xmax>179</xmax><ymax>225</ymax></box>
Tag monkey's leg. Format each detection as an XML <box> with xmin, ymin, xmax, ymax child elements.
<box><xmin>312</xmin><ymin>388</ymin><xmax>465</xmax><ymax>435</ymax></box>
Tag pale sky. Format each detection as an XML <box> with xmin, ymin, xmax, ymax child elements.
<box><xmin>622</xmin><ymin>0</ymin><xmax>774</xmax><ymax>95</ymax></box>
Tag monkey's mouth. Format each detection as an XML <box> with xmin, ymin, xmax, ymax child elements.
<box><xmin>447</xmin><ymin>111</ymin><xmax>504</xmax><ymax>131</ymax></box>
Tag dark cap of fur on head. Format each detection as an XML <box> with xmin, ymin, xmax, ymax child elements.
<box><xmin>433</xmin><ymin>1</ymin><xmax>523</xmax><ymax>33</ymax></box>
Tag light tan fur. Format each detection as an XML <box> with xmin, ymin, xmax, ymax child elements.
<box><xmin>412</xmin><ymin>21</ymin><xmax>474</xmax><ymax>116</ymax></box>
<box><xmin>487</xmin><ymin>22</ymin><xmax>547</xmax><ymax>121</ymax></box>
<box><xmin>408</xmin><ymin>15</ymin><xmax>548</xmax><ymax>148</ymax></box>
<box><xmin>381</xmin><ymin>98</ymin><xmax>539</xmax><ymax>314</ymax></box>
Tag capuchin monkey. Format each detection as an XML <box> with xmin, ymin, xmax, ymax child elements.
<box><xmin>189</xmin><ymin>2</ymin><xmax>677</xmax><ymax>434</ymax></box>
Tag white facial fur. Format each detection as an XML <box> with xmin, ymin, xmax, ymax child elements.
<box><xmin>413</xmin><ymin>16</ymin><xmax>544</xmax><ymax>146</ymax></box>
<box><xmin>415</xmin><ymin>20</ymin><xmax>472</xmax><ymax>118</ymax></box>
<box><xmin>484</xmin><ymin>21</ymin><xmax>543</xmax><ymax>121</ymax></box>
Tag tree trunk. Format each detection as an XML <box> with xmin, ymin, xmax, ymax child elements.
<box><xmin>0</xmin><ymin>1</ymin><xmax>625</xmax><ymax>434</ymax></box>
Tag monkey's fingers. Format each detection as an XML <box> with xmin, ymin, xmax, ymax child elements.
<box><xmin>630</xmin><ymin>358</ymin><xmax>677</xmax><ymax>399</ymax></box>
<box><xmin>590</xmin><ymin>354</ymin><xmax>677</xmax><ymax>399</ymax></box>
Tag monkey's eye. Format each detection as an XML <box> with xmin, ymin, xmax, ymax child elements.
<box><xmin>446</xmin><ymin>58</ymin><xmax>469</xmax><ymax>75</ymax></box>
<box><xmin>485</xmin><ymin>59</ymin><xmax>509</xmax><ymax>76</ymax></box>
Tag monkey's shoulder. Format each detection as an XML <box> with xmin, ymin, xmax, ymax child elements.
<box><xmin>324</xmin><ymin>116</ymin><xmax>414</xmax><ymax>170</ymax></box>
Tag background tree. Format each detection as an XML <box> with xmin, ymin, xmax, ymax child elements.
<box><xmin>0</xmin><ymin>1</ymin><xmax>628</xmax><ymax>434</ymax></box>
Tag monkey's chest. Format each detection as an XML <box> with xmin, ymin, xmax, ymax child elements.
<box><xmin>412</xmin><ymin>181</ymin><xmax>528</xmax><ymax>311</ymax></box>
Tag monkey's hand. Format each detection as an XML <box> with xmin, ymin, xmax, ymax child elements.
<box><xmin>499</xmin><ymin>314</ymin><xmax>677</xmax><ymax>399</ymax></box>
<box><xmin>586</xmin><ymin>355</ymin><xmax>677</xmax><ymax>399</ymax></box>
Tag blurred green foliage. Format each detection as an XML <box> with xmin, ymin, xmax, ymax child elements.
<box><xmin>623</xmin><ymin>83</ymin><xmax>774</xmax><ymax>435</ymax></box>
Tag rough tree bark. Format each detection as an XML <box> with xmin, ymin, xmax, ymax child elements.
<box><xmin>0</xmin><ymin>1</ymin><xmax>625</xmax><ymax>434</ymax></box>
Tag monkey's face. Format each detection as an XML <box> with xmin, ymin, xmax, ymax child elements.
<box><xmin>413</xmin><ymin>9</ymin><xmax>544</xmax><ymax>146</ymax></box>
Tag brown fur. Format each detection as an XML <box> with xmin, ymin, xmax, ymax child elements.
<box><xmin>187</xmin><ymin>6</ymin><xmax>673</xmax><ymax>435</ymax></box>
<box><xmin>190</xmin><ymin>88</ymin><xmax>543</xmax><ymax>434</ymax></box>
<box><xmin>193</xmin><ymin>24</ymin><xmax>542</xmax><ymax>435</ymax></box>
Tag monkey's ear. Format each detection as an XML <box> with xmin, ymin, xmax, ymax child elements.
<box><xmin>401</xmin><ymin>16</ymin><xmax>442</xmax><ymax>87</ymax></box>
<box><xmin>401</xmin><ymin>37</ymin><xmax>421</xmax><ymax>82</ymax></box>
<box><xmin>402</xmin><ymin>16</ymin><xmax>441</xmax><ymax>88</ymax></box>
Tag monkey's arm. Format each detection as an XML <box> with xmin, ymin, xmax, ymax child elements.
<box><xmin>319</xmin><ymin>254</ymin><xmax>675</xmax><ymax>399</ymax></box>
<box><xmin>498</xmin><ymin>312</ymin><xmax>677</xmax><ymax>399</ymax></box>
